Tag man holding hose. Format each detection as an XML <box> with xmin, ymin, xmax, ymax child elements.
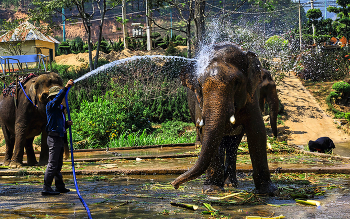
<box><xmin>42</xmin><ymin>79</ymin><xmax>74</xmax><ymax>195</ymax></box>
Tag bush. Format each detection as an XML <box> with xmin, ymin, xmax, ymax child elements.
<box><xmin>58</xmin><ymin>42</ymin><xmax>71</xmax><ymax>54</ymax></box>
<box><xmin>71</xmin><ymin>92</ymin><xmax>153</xmax><ymax>147</ymax></box>
<box><xmin>265</xmin><ymin>35</ymin><xmax>289</xmax><ymax>57</ymax></box>
<box><xmin>329</xmin><ymin>91</ymin><xmax>340</xmax><ymax>99</ymax></box>
<box><xmin>58</xmin><ymin>57</ymin><xmax>192</xmax><ymax>148</ymax></box>
<box><xmin>332</xmin><ymin>81</ymin><xmax>350</xmax><ymax>93</ymax></box>
<box><xmin>295</xmin><ymin>50</ymin><xmax>348</xmax><ymax>81</ymax></box>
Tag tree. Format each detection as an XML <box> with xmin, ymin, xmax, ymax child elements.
<box><xmin>306</xmin><ymin>8</ymin><xmax>322</xmax><ymax>43</ymax></box>
<box><xmin>30</xmin><ymin>0</ymin><xmax>120</xmax><ymax>71</ymax></box>
<box><xmin>328</xmin><ymin>0</ymin><xmax>350</xmax><ymax>39</ymax></box>
<box><xmin>150</xmin><ymin>0</ymin><xmax>197</xmax><ymax>58</ymax></box>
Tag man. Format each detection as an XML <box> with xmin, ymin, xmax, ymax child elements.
<box><xmin>42</xmin><ymin>79</ymin><xmax>74</xmax><ymax>196</ymax></box>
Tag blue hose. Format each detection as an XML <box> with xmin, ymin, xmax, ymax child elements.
<box><xmin>65</xmin><ymin>87</ymin><xmax>93</xmax><ymax>219</ymax></box>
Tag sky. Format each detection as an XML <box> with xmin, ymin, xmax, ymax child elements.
<box><xmin>298</xmin><ymin>0</ymin><xmax>338</xmax><ymax>19</ymax></box>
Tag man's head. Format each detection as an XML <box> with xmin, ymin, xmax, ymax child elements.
<box><xmin>48</xmin><ymin>86</ymin><xmax>61</xmax><ymax>100</ymax></box>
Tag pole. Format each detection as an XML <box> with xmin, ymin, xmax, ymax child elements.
<box><xmin>311</xmin><ymin>0</ymin><xmax>316</xmax><ymax>44</ymax></box>
<box><xmin>146</xmin><ymin>0</ymin><xmax>151</xmax><ymax>51</ymax></box>
<box><xmin>122</xmin><ymin>0</ymin><xmax>128</xmax><ymax>49</ymax></box>
<box><xmin>325</xmin><ymin>0</ymin><xmax>327</xmax><ymax>19</ymax></box>
<box><xmin>170</xmin><ymin>7</ymin><xmax>173</xmax><ymax>38</ymax></box>
<box><xmin>62</xmin><ymin>8</ymin><xmax>66</xmax><ymax>42</ymax></box>
<box><xmin>299</xmin><ymin>0</ymin><xmax>302</xmax><ymax>51</ymax></box>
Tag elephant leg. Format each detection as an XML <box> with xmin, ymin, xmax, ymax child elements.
<box><xmin>63</xmin><ymin>133</ymin><xmax>70</xmax><ymax>160</ymax></box>
<box><xmin>195</xmin><ymin>129</ymin><xmax>202</xmax><ymax>148</ymax></box>
<box><xmin>38</xmin><ymin>131</ymin><xmax>49</xmax><ymax>166</ymax></box>
<box><xmin>11</xmin><ymin>129</ymin><xmax>26</xmax><ymax>168</ymax></box>
<box><xmin>267</xmin><ymin>87</ymin><xmax>279</xmax><ymax>138</ymax></box>
<box><xmin>203</xmin><ymin>139</ymin><xmax>225</xmax><ymax>193</ymax></box>
<box><xmin>3</xmin><ymin>127</ymin><xmax>14</xmax><ymax>166</ymax></box>
<box><xmin>224</xmin><ymin>133</ymin><xmax>244</xmax><ymax>187</ymax></box>
<box><xmin>25</xmin><ymin>137</ymin><xmax>38</xmax><ymax>166</ymax></box>
<box><xmin>245</xmin><ymin>105</ymin><xmax>278</xmax><ymax>195</ymax></box>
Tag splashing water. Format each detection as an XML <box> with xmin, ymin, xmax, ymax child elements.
<box><xmin>73</xmin><ymin>55</ymin><xmax>196</xmax><ymax>83</ymax></box>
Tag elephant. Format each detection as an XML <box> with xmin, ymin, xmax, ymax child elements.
<box><xmin>173</xmin><ymin>42</ymin><xmax>277</xmax><ymax>195</ymax></box>
<box><xmin>258</xmin><ymin>69</ymin><xmax>279</xmax><ymax>138</ymax></box>
<box><xmin>0</xmin><ymin>72</ymin><xmax>69</xmax><ymax>168</ymax></box>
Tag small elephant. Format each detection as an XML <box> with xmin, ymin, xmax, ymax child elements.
<box><xmin>173</xmin><ymin>43</ymin><xmax>277</xmax><ymax>195</ymax></box>
<box><xmin>0</xmin><ymin>72</ymin><xmax>69</xmax><ymax>168</ymax></box>
<box><xmin>259</xmin><ymin>69</ymin><xmax>279</xmax><ymax>138</ymax></box>
<box><xmin>308</xmin><ymin>137</ymin><xmax>335</xmax><ymax>153</ymax></box>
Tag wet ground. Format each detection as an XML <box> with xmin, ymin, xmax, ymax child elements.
<box><xmin>1</xmin><ymin>144</ymin><xmax>350</xmax><ymax>218</ymax></box>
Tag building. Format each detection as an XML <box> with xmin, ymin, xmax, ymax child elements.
<box><xmin>0</xmin><ymin>21</ymin><xmax>60</xmax><ymax>61</ymax></box>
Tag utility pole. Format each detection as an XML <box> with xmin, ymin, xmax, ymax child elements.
<box><xmin>62</xmin><ymin>8</ymin><xmax>66</xmax><ymax>42</ymax></box>
<box><xmin>146</xmin><ymin>0</ymin><xmax>151</xmax><ymax>51</ymax></box>
<box><xmin>311</xmin><ymin>0</ymin><xmax>316</xmax><ymax>44</ymax></box>
<box><xmin>122</xmin><ymin>0</ymin><xmax>128</xmax><ymax>49</ymax></box>
<box><xmin>299</xmin><ymin>0</ymin><xmax>302</xmax><ymax>51</ymax></box>
<box><xmin>325</xmin><ymin>0</ymin><xmax>327</xmax><ymax>19</ymax></box>
<box><xmin>170</xmin><ymin>7</ymin><xmax>173</xmax><ymax>38</ymax></box>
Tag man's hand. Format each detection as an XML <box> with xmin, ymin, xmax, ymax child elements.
<box><xmin>67</xmin><ymin>121</ymin><xmax>73</xmax><ymax>126</ymax></box>
<box><xmin>65</xmin><ymin>79</ymin><xmax>74</xmax><ymax>88</ymax></box>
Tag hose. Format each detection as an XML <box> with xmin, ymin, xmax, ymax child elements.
<box><xmin>65</xmin><ymin>87</ymin><xmax>93</xmax><ymax>219</ymax></box>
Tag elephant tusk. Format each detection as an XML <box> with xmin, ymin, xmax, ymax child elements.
<box><xmin>230</xmin><ymin>115</ymin><xmax>236</xmax><ymax>124</ymax></box>
<box><xmin>197</xmin><ymin>118</ymin><xmax>204</xmax><ymax>127</ymax></box>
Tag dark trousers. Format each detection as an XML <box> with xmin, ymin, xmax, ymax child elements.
<box><xmin>43</xmin><ymin>135</ymin><xmax>65</xmax><ymax>191</ymax></box>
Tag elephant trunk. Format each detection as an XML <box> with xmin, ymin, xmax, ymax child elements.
<box><xmin>171</xmin><ymin>104</ymin><xmax>227</xmax><ymax>189</ymax></box>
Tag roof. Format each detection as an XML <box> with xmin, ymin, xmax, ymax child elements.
<box><xmin>0</xmin><ymin>21</ymin><xmax>60</xmax><ymax>44</ymax></box>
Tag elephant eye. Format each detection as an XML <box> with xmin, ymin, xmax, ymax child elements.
<box><xmin>42</xmin><ymin>93</ymin><xmax>48</xmax><ymax>100</ymax></box>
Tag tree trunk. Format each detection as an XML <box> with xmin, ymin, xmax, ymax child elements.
<box><xmin>194</xmin><ymin>0</ymin><xmax>206</xmax><ymax>51</ymax></box>
<box><xmin>94</xmin><ymin>16</ymin><xmax>105</xmax><ymax>69</ymax></box>
<box><xmin>87</xmin><ymin>26</ymin><xmax>93</xmax><ymax>71</ymax></box>
<box><xmin>187</xmin><ymin>22</ymin><xmax>192</xmax><ymax>58</ymax></box>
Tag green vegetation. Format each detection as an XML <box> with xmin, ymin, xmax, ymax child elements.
<box><xmin>52</xmin><ymin>58</ymin><xmax>192</xmax><ymax>149</ymax></box>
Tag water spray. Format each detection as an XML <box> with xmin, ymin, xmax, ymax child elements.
<box><xmin>65</xmin><ymin>86</ymin><xmax>92</xmax><ymax>219</ymax></box>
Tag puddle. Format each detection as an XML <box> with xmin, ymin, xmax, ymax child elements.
<box><xmin>1</xmin><ymin>174</ymin><xmax>350</xmax><ymax>218</ymax></box>
<box><xmin>333</xmin><ymin>142</ymin><xmax>350</xmax><ymax>158</ymax></box>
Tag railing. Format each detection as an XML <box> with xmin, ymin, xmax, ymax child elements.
<box><xmin>0</xmin><ymin>54</ymin><xmax>51</xmax><ymax>76</ymax></box>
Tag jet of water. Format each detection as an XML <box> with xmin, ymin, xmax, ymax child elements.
<box><xmin>73</xmin><ymin>55</ymin><xmax>196</xmax><ymax>83</ymax></box>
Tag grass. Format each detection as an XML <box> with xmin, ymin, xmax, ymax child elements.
<box><xmin>107</xmin><ymin>121</ymin><xmax>196</xmax><ymax>148</ymax></box>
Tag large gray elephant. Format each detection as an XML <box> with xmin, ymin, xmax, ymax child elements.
<box><xmin>173</xmin><ymin>43</ymin><xmax>277</xmax><ymax>195</ymax></box>
<box><xmin>0</xmin><ymin>72</ymin><xmax>69</xmax><ymax>168</ymax></box>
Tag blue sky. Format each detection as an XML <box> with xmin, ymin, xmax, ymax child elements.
<box><xmin>297</xmin><ymin>0</ymin><xmax>338</xmax><ymax>19</ymax></box>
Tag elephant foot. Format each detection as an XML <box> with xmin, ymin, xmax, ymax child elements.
<box><xmin>3</xmin><ymin>160</ymin><xmax>11</xmax><ymax>166</ymax></box>
<box><xmin>254</xmin><ymin>181</ymin><xmax>279</xmax><ymax>196</ymax></box>
<box><xmin>9</xmin><ymin>161</ymin><xmax>23</xmax><ymax>168</ymax></box>
<box><xmin>224</xmin><ymin>177</ymin><xmax>238</xmax><ymax>187</ymax></box>
<box><xmin>202</xmin><ymin>185</ymin><xmax>224</xmax><ymax>194</ymax></box>
<box><xmin>27</xmin><ymin>160</ymin><xmax>38</xmax><ymax>166</ymax></box>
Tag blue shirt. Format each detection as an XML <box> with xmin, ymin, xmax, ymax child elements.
<box><xmin>46</xmin><ymin>87</ymin><xmax>68</xmax><ymax>137</ymax></box>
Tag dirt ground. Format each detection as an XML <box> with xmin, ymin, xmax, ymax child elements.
<box><xmin>278</xmin><ymin>72</ymin><xmax>349</xmax><ymax>146</ymax></box>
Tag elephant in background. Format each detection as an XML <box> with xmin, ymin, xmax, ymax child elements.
<box><xmin>258</xmin><ymin>69</ymin><xmax>279</xmax><ymax>138</ymax></box>
<box><xmin>174</xmin><ymin>43</ymin><xmax>277</xmax><ymax>195</ymax></box>
<box><xmin>0</xmin><ymin>72</ymin><xmax>69</xmax><ymax>168</ymax></box>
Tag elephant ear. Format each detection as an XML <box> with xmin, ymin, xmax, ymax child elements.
<box><xmin>28</xmin><ymin>80</ymin><xmax>38</xmax><ymax>107</ymax></box>
<box><xmin>246</xmin><ymin>51</ymin><xmax>262</xmax><ymax>100</ymax></box>
<box><xmin>179</xmin><ymin>61</ymin><xmax>203</xmax><ymax>105</ymax></box>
